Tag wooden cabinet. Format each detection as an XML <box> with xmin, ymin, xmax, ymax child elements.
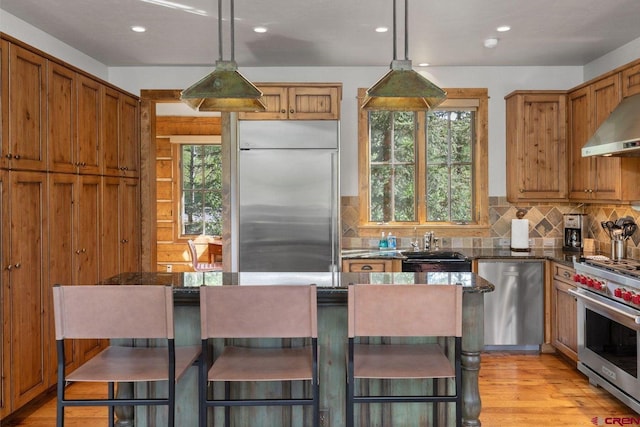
<box><xmin>622</xmin><ymin>61</ymin><xmax>640</xmax><ymax>98</ymax></box>
<box><xmin>568</xmin><ymin>74</ymin><xmax>640</xmax><ymax>202</ymax></box>
<box><xmin>239</xmin><ymin>83</ymin><xmax>341</xmax><ymax>120</ymax></box>
<box><xmin>103</xmin><ymin>88</ymin><xmax>140</xmax><ymax>177</ymax></box>
<box><xmin>551</xmin><ymin>262</ymin><xmax>578</xmax><ymax>362</ymax></box>
<box><xmin>1</xmin><ymin>37</ymin><xmax>141</xmax><ymax>417</ymax></box>
<box><xmin>7</xmin><ymin>44</ymin><xmax>47</xmax><ymax>171</ymax></box>
<box><xmin>1</xmin><ymin>41</ymin><xmax>7</xmax><ymax>173</ymax></box>
<box><xmin>75</xmin><ymin>75</ymin><xmax>102</xmax><ymax>174</ymax></box>
<box><xmin>47</xmin><ymin>174</ymin><xmax>104</xmax><ymax>385</ymax></box>
<box><xmin>505</xmin><ymin>91</ymin><xmax>567</xmax><ymax>202</ymax></box>
<box><xmin>2</xmin><ymin>171</ymin><xmax>49</xmax><ymax>411</ymax></box>
<box><xmin>101</xmin><ymin>177</ymin><xmax>141</xmax><ymax>278</ymax></box>
<box><xmin>342</xmin><ymin>258</ymin><xmax>400</xmax><ymax>272</ymax></box>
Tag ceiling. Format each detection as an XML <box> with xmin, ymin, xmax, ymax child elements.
<box><xmin>2</xmin><ymin>0</ymin><xmax>640</xmax><ymax>68</ymax></box>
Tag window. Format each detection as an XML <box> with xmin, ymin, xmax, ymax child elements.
<box><xmin>359</xmin><ymin>88</ymin><xmax>488</xmax><ymax>235</ymax></box>
<box><xmin>180</xmin><ymin>144</ymin><xmax>222</xmax><ymax>236</ymax></box>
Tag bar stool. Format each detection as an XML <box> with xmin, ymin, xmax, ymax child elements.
<box><xmin>199</xmin><ymin>285</ymin><xmax>319</xmax><ymax>427</ymax></box>
<box><xmin>346</xmin><ymin>284</ymin><xmax>463</xmax><ymax>427</ymax></box>
<box><xmin>52</xmin><ymin>284</ymin><xmax>201</xmax><ymax>427</ymax></box>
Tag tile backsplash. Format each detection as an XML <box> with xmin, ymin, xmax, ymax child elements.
<box><xmin>341</xmin><ymin>196</ymin><xmax>640</xmax><ymax>259</ymax></box>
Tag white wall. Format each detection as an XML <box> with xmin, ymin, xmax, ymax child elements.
<box><xmin>109</xmin><ymin>65</ymin><xmax>583</xmax><ymax>197</ymax></box>
<box><xmin>584</xmin><ymin>36</ymin><xmax>640</xmax><ymax>81</ymax></box>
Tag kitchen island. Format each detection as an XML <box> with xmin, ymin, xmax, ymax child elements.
<box><xmin>100</xmin><ymin>271</ymin><xmax>494</xmax><ymax>427</ymax></box>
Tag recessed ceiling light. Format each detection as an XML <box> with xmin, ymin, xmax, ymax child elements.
<box><xmin>253</xmin><ymin>26</ymin><xmax>267</xmax><ymax>33</ymax></box>
<box><xmin>418</xmin><ymin>63</ymin><xmax>430</xmax><ymax>67</ymax></box>
<box><xmin>375</xmin><ymin>27</ymin><xmax>389</xmax><ymax>33</ymax></box>
<box><xmin>484</xmin><ymin>38</ymin><xmax>499</xmax><ymax>48</ymax></box>
<box><xmin>131</xmin><ymin>26</ymin><xmax>147</xmax><ymax>33</ymax></box>
<box><xmin>496</xmin><ymin>25</ymin><xmax>511</xmax><ymax>32</ymax></box>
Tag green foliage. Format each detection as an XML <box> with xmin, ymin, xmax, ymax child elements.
<box><xmin>182</xmin><ymin>144</ymin><xmax>223</xmax><ymax>236</ymax></box>
<box><xmin>369</xmin><ymin>109</ymin><xmax>474</xmax><ymax>224</ymax></box>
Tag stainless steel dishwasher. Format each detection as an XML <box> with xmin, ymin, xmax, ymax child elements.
<box><xmin>477</xmin><ymin>260</ymin><xmax>544</xmax><ymax>351</ymax></box>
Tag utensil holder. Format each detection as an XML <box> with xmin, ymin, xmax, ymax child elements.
<box><xmin>610</xmin><ymin>239</ymin><xmax>626</xmax><ymax>260</ymax></box>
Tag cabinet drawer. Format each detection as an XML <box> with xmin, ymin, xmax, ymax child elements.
<box><xmin>342</xmin><ymin>259</ymin><xmax>393</xmax><ymax>272</ymax></box>
<box><xmin>553</xmin><ymin>263</ymin><xmax>575</xmax><ymax>283</ymax></box>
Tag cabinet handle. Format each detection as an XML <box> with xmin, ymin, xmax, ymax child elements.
<box><xmin>280</xmin><ymin>109</ymin><xmax>286</xmax><ymax>114</ymax></box>
<box><xmin>76</xmin><ymin>249</ymin><xmax>81</xmax><ymax>254</ymax></box>
<box><xmin>6</xmin><ymin>264</ymin><xmax>12</xmax><ymax>271</ymax></box>
<box><xmin>563</xmin><ymin>271</ymin><xmax>571</xmax><ymax>278</ymax></box>
<box><xmin>82</xmin><ymin>248</ymin><xmax>86</xmax><ymax>253</ymax></box>
<box><xmin>360</xmin><ymin>265</ymin><xmax>373</xmax><ymax>271</ymax></box>
<box><xmin>14</xmin><ymin>263</ymin><xmax>21</xmax><ymax>269</ymax></box>
<box><xmin>13</xmin><ymin>154</ymin><xmax>20</xmax><ymax>160</ymax></box>
<box><xmin>519</xmin><ymin>188</ymin><xmax>524</xmax><ymax>193</ymax></box>
<box><xmin>121</xmin><ymin>239</ymin><xmax>128</xmax><ymax>244</ymax></box>
<box><xmin>5</xmin><ymin>154</ymin><xmax>12</xmax><ymax>159</ymax></box>
<box><xmin>289</xmin><ymin>109</ymin><xmax>294</xmax><ymax>114</ymax></box>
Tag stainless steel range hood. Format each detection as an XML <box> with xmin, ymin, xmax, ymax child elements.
<box><xmin>582</xmin><ymin>94</ymin><xmax>640</xmax><ymax>157</ymax></box>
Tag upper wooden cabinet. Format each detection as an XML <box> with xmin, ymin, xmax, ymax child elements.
<box><xmin>102</xmin><ymin>88</ymin><xmax>140</xmax><ymax>177</ymax></box>
<box><xmin>6</xmin><ymin>44</ymin><xmax>47</xmax><ymax>171</ymax></box>
<box><xmin>568</xmin><ymin>73</ymin><xmax>640</xmax><ymax>202</ymax></box>
<box><xmin>505</xmin><ymin>91</ymin><xmax>568</xmax><ymax>202</ymax></box>
<box><xmin>622</xmin><ymin>61</ymin><xmax>640</xmax><ymax>98</ymax></box>
<box><xmin>239</xmin><ymin>83</ymin><xmax>342</xmax><ymax>120</ymax></box>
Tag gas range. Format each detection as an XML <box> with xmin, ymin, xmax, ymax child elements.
<box><xmin>573</xmin><ymin>257</ymin><xmax>640</xmax><ymax>309</ymax></box>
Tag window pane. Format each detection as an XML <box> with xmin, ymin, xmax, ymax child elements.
<box><xmin>394</xmin><ymin>112</ymin><xmax>416</xmax><ymax>163</ymax></box>
<box><xmin>393</xmin><ymin>164</ymin><xmax>416</xmax><ymax>221</ymax></box>
<box><xmin>370</xmin><ymin>164</ymin><xmax>392</xmax><ymax>222</ymax></box>
<box><xmin>426</xmin><ymin>111</ymin><xmax>449</xmax><ymax>164</ymax></box>
<box><xmin>451</xmin><ymin>164</ymin><xmax>472</xmax><ymax>222</ymax></box>
<box><xmin>426</xmin><ymin>165</ymin><xmax>450</xmax><ymax>222</ymax></box>
<box><xmin>181</xmin><ymin>144</ymin><xmax>223</xmax><ymax>236</ymax></box>
<box><xmin>451</xmin><ymin>111</ymin><xmax>473</xmax><ymax>163</ymax></box>
<box><xmin>370</xmin><ymin>111</ymin><xmax>392</xmax><ymax>162</ymax></box>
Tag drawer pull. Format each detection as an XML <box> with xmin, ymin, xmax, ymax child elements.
<box><xmin>360</xmin><ymin>265</ymin><xmax>373</xmax><ymax>271</ymax></box>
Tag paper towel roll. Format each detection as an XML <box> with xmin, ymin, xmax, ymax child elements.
<box><xmin>511</xmin><ymin>219</ymin><xmax>529</xmax><ymax>251</ymax></box>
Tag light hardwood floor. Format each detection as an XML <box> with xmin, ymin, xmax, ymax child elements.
<box><xmin>3</xmin><ymin>353</ymin><xmax>636</xmax><ymax>426</ymax></box>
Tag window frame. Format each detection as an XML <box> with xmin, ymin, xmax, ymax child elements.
<box><xmin>171</xmin><ymin>137</ymin><xmax>223</xmax><ymax>239</ymax></box>
<box><xmin>357</xmin><ymin>87</ymin><xmax>489</xmax><ymax>237</ymax></box>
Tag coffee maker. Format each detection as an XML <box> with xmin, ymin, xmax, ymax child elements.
<box><xmin>563</xmin><ymin>214</ymin><xmax>587</xmax><ymax>251</ymax></box>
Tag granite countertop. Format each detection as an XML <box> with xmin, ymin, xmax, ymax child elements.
<box><xmin>341</xmin><ymin>247</ymin><xmax>585</xmax><ymax>268</ymax></box>
<box><xmin>100</xmin><ymin>271</ymin><xmax>494</xmax><ymax>305</ymax></box>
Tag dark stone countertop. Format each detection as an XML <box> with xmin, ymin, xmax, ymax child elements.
<box><xmin>342</xmin><ymin>247</ymin><xmax>586</xmax><ymax>268</ymax></box>
<box><xmin>100</xmin><ymin>271</ymin><xmax>494</xmax><ymax>305</ymax></box>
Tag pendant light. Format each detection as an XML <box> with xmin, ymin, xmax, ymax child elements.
<box><xmin>180</xmin><ymin>0</ymin><xmax>266</xmax><ymax>112</ymax></box>
<box><xmin>362</xmin><ymin>0</ymin><xmax>446</xmax><ymax>111</ymax></box>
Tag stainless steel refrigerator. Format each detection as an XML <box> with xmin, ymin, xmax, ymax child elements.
<box><xmin>236</xmin><ymin>120</ymin><xmax>340</xmax><ymax>272</ymax></box>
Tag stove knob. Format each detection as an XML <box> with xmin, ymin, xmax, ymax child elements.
<box><xmin>594</xmin><ymin>281</ymin><xmax>604</xmax><ymax>291</ymax></box>
<box><xmin>586</xmin><ymin>278</ymin><xmax>594</xmax><ymax>287</ymax></box>
<box><xmin>622</xmin><ymin>291</ymin><xmax>632</xmax><ymax>302</ymax></box>
<box><xmin>632</xmin><ymin>294</ymin><xmax>640</xmax><ymax>305</ymax></box>
<box><xmin>573</xmin><ymin>274</ymin><xmax>581</xmax><ymax>283</ymax></box>
<box><xmin>580</xmin><ymin>276</ymin><xmax>588</xmax><ymax>285</ymax></box>
<box><xmin>614</xmin><ymin>288</ymin><xmax>623</xmax><ymax>298</ymax></box>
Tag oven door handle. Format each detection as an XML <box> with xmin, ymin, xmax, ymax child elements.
<box><xmin>568</xmin><ymin>288</ymin><xmax>640</xmax><ymax>325</ymax></box>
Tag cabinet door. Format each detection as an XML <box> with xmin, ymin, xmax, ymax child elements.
<box><xmin>47</xmin><ymin>173</ymin><xmax>79</xmax><ymax>384</ymax></box>
<box><xmin>102</xmin><ymin>87</ymin><xmax>120</xmax><ymax>176</ymax></box>
<box><xmin>119</xmin><ymin>94</ymin><xmax>139</xmax><ymax>177</ymax></box>
<box><xmin>288</xmin><ymin>86</ymin><xmax>340</xmax><ymax>120</ymax></box>
<box><xmin>8</xmin><ymin>171</ymin><xmax>49</xmax><ymax>409</ymax></box>
<box><xmin>47</xmin><ymin>63</ymin><xmax>76</xmax><ymax>173</ymax></box>
<box><xmin>622</xmin><ymin>62</ymin><xmax>640</xmax><ymax>98</ymax></box>
<box><xmin>0</xmin><ymin>171</ymin><xmax>8</xmax><ymax>418</ymax></box>
<box><xmin>568</xmin><ymin>86</ymin><xmax>593</xmax><ymax>200</ymax></box>
<box><xmin>76</xmin><ymin>175</ymin><xmax>105</xmax><ymax>363</ymax></box>
<box><xmin>76</xmin><ymin>75</ymin><xmax>101</xmax><ymax>175</ymax></box>
<box><xmin>552</xmin><ymin>279</ymin><xmax>578</xmax><ymax>362</ymax></box>
<box><xmin>101</xmin><ymin>177</ymin><xmax>121</xmax><ymax>279</ymax></box>
<box><xmin>9</xmin><ymin>45</ymin><xmax>47</xmax><ymax>171</ymax></box>
<box><xmin>1</xmin><ymin>40</ymin><xmax>8</xmax><ymax>171</ymax></box>
<box><xmin>342</xmin><ymin>259</ymin><xmax>394</xmax><ymax>272</ymax></box>
<box><xmin>120</xmin><ymin>178</ymin><xmax>140</xmax><ymax>273</ymax></box>
<box><xmin>238</xmin><ymin>86</ymin><xmax>288</xmax><ymax>120</ymax></box>
<box><xmin>508</xmin><ymin>93</ymin><xmax>567</xmax><ymax>200</ymax></box>
<box><xmin>591</xmin><ymin>75</ymin><xmax>621</xmax><ymax>200</ymax></box>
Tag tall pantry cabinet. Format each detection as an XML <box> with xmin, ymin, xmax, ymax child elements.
<box><xmin>0</xmin><ymin>35</ymin><xmax>141</xmax><ymax>418</ymax></box>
